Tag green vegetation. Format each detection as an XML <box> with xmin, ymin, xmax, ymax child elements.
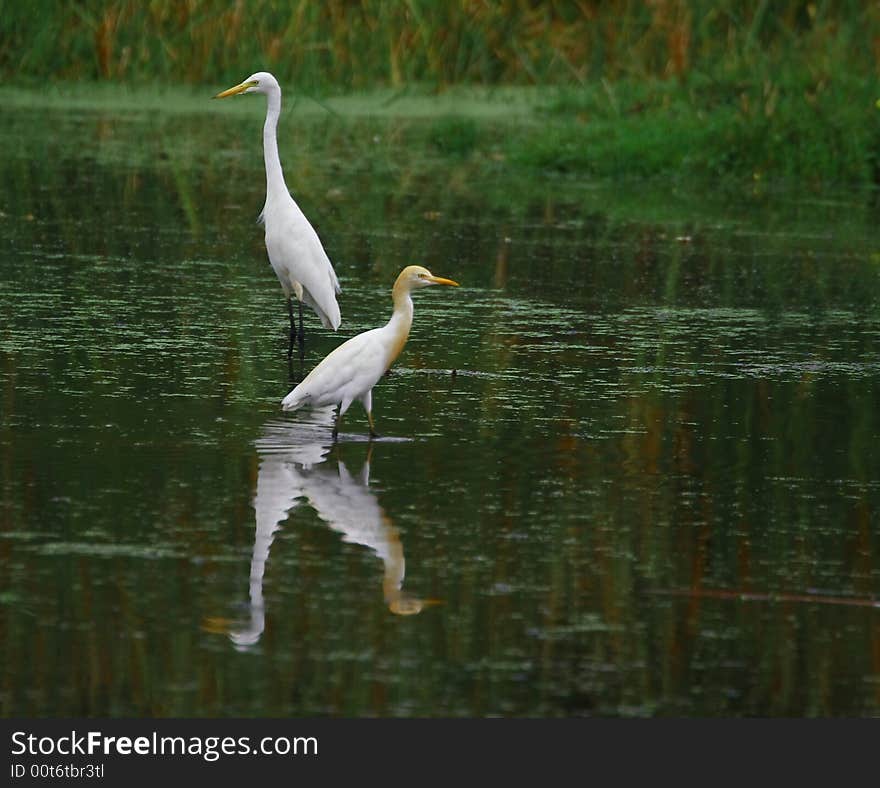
<box><xmin>2</xmin><ymin>2</ymin><xmax>880</xmax><ymax>183</ymax></box>
<box><xmin>4</xmin><ymin>1</ymin><xmax>878</xmax><ymax>89</ymax></box>
<box><xmin>519</xmin><ymin>73</ymin><xmax>880</xmax><ymax>184</ymax></box>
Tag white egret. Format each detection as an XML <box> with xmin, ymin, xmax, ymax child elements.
<box><xmin>281</xmin><ymin>265</ymin><xmax>459</xmax><ymax>438</ymax></box>
<box><xmin>214</xmin><ymin>71</ymin><xmax>341</xmax><ymax>358</ymax></box>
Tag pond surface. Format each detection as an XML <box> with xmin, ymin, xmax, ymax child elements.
<box><xmin>1</xmin><ymin>92</ymin><xmax>879</xmax><ymax>717</ymax></box>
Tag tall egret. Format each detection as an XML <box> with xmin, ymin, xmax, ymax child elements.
<box><xmin>214</xmin><ymin>71</ymin><xmax>341</xmax><ymax>358</ymax></box>
<box><xmin>281</xmin><ymin>265</ymin><xmax>459</xmax><ymax>438</ymax></box>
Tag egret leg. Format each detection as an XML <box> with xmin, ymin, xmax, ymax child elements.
<box><xmin>332</xmin><ymin>405</ymin><xmax>343</xmax><ymax>441</ymax></box>
<box><xmin>287</xmin><ymin>356</ymin><xmax>302</xmax><ymax>384</ymax></box>
<box><xmin>287</xmin><ymin>298</ymin><xmax>297</xmax><ymax>359</ymax></box>
<box><xmin>297</xmin><ymin>300</ymin><xmax>305</xmax><ymax>361</ymax></box>
<box><xmin>361</xmin><ymin>392</ymin><xmax>379</xmax><ymax>439</ymax></box>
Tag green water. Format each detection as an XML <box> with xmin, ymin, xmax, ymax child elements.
<box><xmin>1</xmin><ymin>93</ymin><xmax>879</xmax><ymax>717</ymax></box>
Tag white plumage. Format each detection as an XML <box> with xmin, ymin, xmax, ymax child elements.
<box><xmin>263</xmin><ymin>199</ymin><xmax>341</xmax><ymax>330</ymax></box>
<box><xmin>215</xmin><ymin>71</ymin><xmax>341</xmax><ymax>352</ymax></box>
<box><xmin>282</xmin><ymin>265</ymin><xmax>459</xmax><ymax>437</ymax></box>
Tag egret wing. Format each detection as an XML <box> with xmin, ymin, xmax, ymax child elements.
<box><xmin>283</xmin><ymin>328</ymin><xmax>386</xmax><ymax>410</ymax></box>
<box><xmin>265</xmin><ymin>198</ymin><xmax>341</xmax><ymax>330</ymax></box>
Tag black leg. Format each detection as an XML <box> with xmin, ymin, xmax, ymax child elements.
<box><xmin>332</xmin><ymin>404</ymin><xmax>342</xmax><ymax>441</ymax></box>
<box><xmin>297</xmin><ymin>301</ymin><xmax>305</xmax><ymax>361</ymax></box>
<box><xmin>287</xmin><ymin>299</ymin><xmax>296</xmax><ymax>359</ymax></box>
<box><xmin>287</xmin><ymin>356</ymin><xmax>302</xmax><ymax>384</ymax></box>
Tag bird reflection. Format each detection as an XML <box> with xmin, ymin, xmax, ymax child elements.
<box><xmin>224</xmin><ymin>409</ymin><xmax>333</xmax><ymax>648</ymax></box>
<box><xmin>298</xmin><ymin>451</ymin><xmax>429</xmax><ymax>617</ymax></box>
<box><xmin>221</xmin><ymin>413</ymin><xmax>433</xmax><ymax>650</ymax></box>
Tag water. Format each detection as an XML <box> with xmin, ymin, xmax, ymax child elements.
<box><xmin>1</xmin><ymin>95</ymin><xmax>879</xmax><ymax>717</ymax></box>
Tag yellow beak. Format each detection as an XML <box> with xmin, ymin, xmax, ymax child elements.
<box><xmin>213</xmin><ymin>80</ymin><xmax>257</xmax><ymax>99</ymax></box>
<box><xmin>428</xmin><ymin>276</ymin><xmax>460</xmax><ymax>287</ymax></box>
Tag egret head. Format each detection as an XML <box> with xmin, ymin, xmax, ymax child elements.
<box><xmin>214</xmin><ymin>71</ymin><xmax>280</xmax><ymax>99</ymax></box>
<box><xmin>398</xmin><ymin>265</ymin><xmax>460</xmax><ymax>291</ymax></box>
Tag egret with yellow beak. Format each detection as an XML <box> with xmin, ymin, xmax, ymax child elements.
<box><xmin>282</xmin><ymin>266</ymin><xmax>459</xmax><ymax>438</ymax></box>
<box><xmin>214</xmin><ymin>71</ymin><xmax>341</xmax><ymax>358</ymax></box>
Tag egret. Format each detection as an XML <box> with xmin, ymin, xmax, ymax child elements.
<box><xmin>214</xmin><ymin>71</ymin><xmax>341</xmax><ymax>358</ymax></box>
<box><xmin>281</xmin><ymin>265</ymin><xmax>459</xmax><ymax>438</ymax></box>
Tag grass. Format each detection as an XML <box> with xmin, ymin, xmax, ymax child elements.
<box><xmin>517</xmin><ymin>72</ymin><xmax>880</xmax><ymax>185</ymax></box>
<box><xmin>2</xmin><ymin>1</ymin><xmax>878</xmax><ymax>90</ymax></box>
<box><xmin>2</xmin><ymin>74</ymin><xmax>879</xmax><ymax>188</ymax></box>
<box><xmin>2</xmin><ymin>1</ymin><xmax>880</xmax><ymax>187</ymax></box>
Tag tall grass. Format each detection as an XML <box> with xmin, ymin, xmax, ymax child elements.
<box><xmin>1</xmin><ymin>1</ymin><xmax>878</xmax><ymax>90</ymax></box>
<box><xmin>3</xmin><ymin>1</ymin><xmax>880</xmax><ymax>185</ymax></box>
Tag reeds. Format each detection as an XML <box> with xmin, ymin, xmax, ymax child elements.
<box><xmin>2</xmin><ymin>1</ymin><xmax>878</xmax><ymax>90</ymax></box>
<box><xmin>4</xmin><ymin>2</ymin><xmax>880</xmax><ymax>184</ymax></box>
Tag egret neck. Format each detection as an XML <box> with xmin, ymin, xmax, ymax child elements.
<box><xmin>385</xmin><ymin>273</ymin><xmax>416</xmax><ymax>367</ymax></box>
<box><xmin>262</xmin><ymin>85</ymin><xmax>289</xmax><ymax>205</ymax></box>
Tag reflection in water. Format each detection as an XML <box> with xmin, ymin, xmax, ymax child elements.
<box><xmin>226</xmin><ymin>412</ymin><xmax>430</xmax><ymax>649</ymax></box>
<box><xmin>300</xmin><ymin>450</ymin><xmax>431</xmax><ymax>617</ymax></box>
<box><xmin>225</xmin><ymin>409</ymin><xmax>333</xmax><ymax>648</ymax></box>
